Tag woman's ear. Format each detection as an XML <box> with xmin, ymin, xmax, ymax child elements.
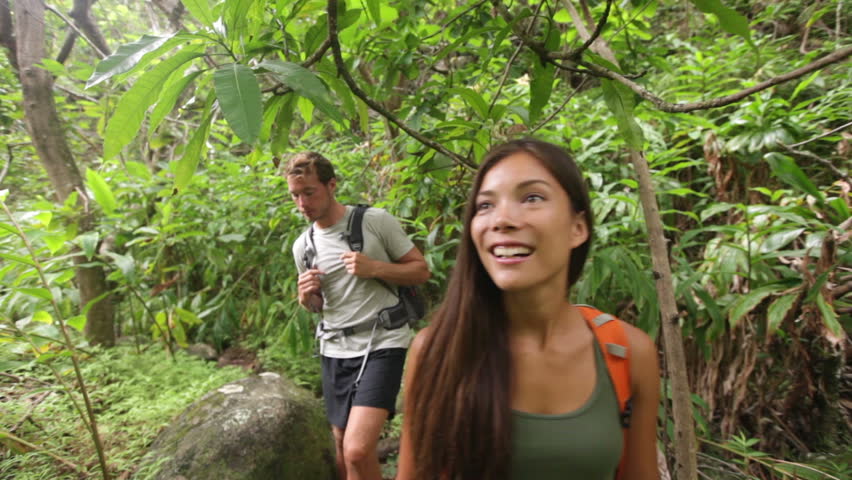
<box><xmin>569</xmin><ymin>212</ymin><xmax>590</xmax><ymax>249</ymax></box>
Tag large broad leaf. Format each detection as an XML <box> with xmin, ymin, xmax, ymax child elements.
<box><xmin>601</xmin><ymin>79</ymin><xmax>644</xmax><ymax>149</ymax></box>
<box><xmin>85</xmin><ymin>168</ymin><xmax>116</xmax><ymax>215</ymax></box>
<box><xmin>450</xmin><ymin>87</ymin><xmax>489</xmax><ymax>121</ymax></box>
<box><xmin>86</xmin><ymin>34</ymin><xmax>174</xmax><ymax>88</ymax></box>
<box><xmin>77</xmin><ymin>231</ymin><xmax>100</xmax><ymax>260</ymax></box>
<box><xmin>271</xmin><ymin>94</ymin><xmax>296</xmax><ymax>155</ymax></box>
<box><xmin>103</xmin><ymin>45</ymin><xmax>205</xmax><ymax>160</ymax></box>
<box><xmin>764</xmin><ymin>152</ymin><xmax>824</xmax><ymax>202</ymax></box>
<box><xmin>174</xmin><ymin>98</ymin><xmax>215</xmax><ymax>192</ymax></box>
<box><xmin>258</xmin><ymin>60</ymin><xmax>344</xmax><ymax>124</ymax></box>
<box><xmin>365</xmin><ymin>0</ymin><xmax>381</xmax><ymax>24</ymax></box>
<box><xmin>728</xmin><ymin>285</ymin><xmax>785</xmax><ymax>328</ymax></box>
<box><xmin>150</xmin><ymin>70</ymin><xmax>203</xmax><ymax>134</ymax></box>
<box><xmin>690</xmin><ymin>0</ymin><xmax>752</xmax><ymax>44</ymax></box>
<box><xmin>213</xmin><ymin>64</ymin><xmax>262</xmax><ymax>144</ymax></box>
<box><xmin>529</xmin><ymin>63</ymin><xmax>554</xmax><ymax>125</ymax></box>
<box><xmin>181</xmin><ymin>0</ymin><xmax>215</xmax><ymax>27</ymax></box>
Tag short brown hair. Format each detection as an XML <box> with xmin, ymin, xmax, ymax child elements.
<box><xmin>284</xmin><ymin>152</ymin><xmax>336</xmax><ymax>184</ymax></box>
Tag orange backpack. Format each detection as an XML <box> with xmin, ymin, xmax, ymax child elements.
<box><xmin>578</xmin><ymin>305</ymin><xmax>633</xmax><ymax>480</ymax></box>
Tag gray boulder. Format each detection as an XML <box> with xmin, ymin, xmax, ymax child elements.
<box><xmin>137</xmin><ymin>372</ymin><xmax>334</xmax><ymax>480</ymax></box>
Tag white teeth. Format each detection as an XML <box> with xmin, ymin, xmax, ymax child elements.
<box><xmin>493</xmin><ymin>246</ymin><xmax>532</xmax><ymax>257</ymax></box>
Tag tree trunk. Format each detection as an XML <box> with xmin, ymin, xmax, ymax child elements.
<box><xmin>563</xmin><ymin>2</ymin><xmax>698</xmax><ymax>479</ymax></box>
<box><xmin>14</xmin><ymin>0</ymin><xmax>115</xmax><ymax>346</ymax></box>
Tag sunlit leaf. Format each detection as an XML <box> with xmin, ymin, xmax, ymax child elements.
<box><xmin>85</xmin><ymin>168</ymin><xmax>117</xmax><ymax>215</ymax></box>
<box><xmin>601</xmin><ymin>79</ymin><xmax>644</xmax><ymax>149</ymax></box>
<box><xmin>0</xmin><ymin>252</ymin><xmax>35</xmax><ymax>266</ymax></box>
<box><xmin>815</xmin><ymin>294</ymin><xmax>843</xmax><ymax>340</ymax></box>
<box><xmin>33</xmin><ymin>311</ymin><xmax>53</xmax><ymax>324</ymax></box>
<box><xmin>181</xmin><ymin>0</ymin><xmax>215</xmax><ymax>27</ymax></box>
<box><xmin>150</xmin><ymin>70</ymin><xmax>203</xmax><ymax>134</ymax></box>
<box><xmin>104</xmin><ymin>45</ymin><xmax>205</xmax><ymax>160</ymax></box>
<box><xmin>16</xmin><ymin>287</ymin><xmax>53</xmax><ymax>301</ymax></box>
<box><xmin>105</xmin><ymin>251</ymin><xmax>136</xmax><ymax>282</ymax></box>
<box><xmin>728</xmin><ymin>285</ymin><xmax>785</xmax><ymax>328</ymax></box>
<box><xmin>213</xmin><ymin>64</ymin><xmax>262</xmax><ymax>144</ymax></box>
<box><xmin>87</xmin><ymin>34</ymin><xmax>174</xmax><ymax>88</ymax></box>
<box><xmin>689</xmin><ymin>0</ymin><xmax>751</xmax><ymax>44</ymax></box>
<box><xmin>259</xmin><ymin>60</ymin><xmax>344</xmax><ymax>124</ymax></box>
<box><xmin>174</xmin><ymin>99</ymin><xmax>215</xmax><ymax>192</ymax></box>
<box><xmin>67</xmin><ymin>315</ymin><xmax>87</xmax><ymax>332</ymax></box>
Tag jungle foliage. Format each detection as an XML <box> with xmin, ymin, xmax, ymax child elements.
<box><xmin>0</xmin><ymin>0</ymin><xmax>850</xmax><ymax>478</ymax></box>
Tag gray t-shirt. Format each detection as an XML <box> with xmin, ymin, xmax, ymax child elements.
<box><xmin>292</xmin><ymin>206</ymin><xmax>416</xmax><ymax>358</ymax></box>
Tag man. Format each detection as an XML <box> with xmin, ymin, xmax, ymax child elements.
<box><xmin>286</xmin><ymin>151</ymin><xmax>430</xmax><ymax>480</ymax></box>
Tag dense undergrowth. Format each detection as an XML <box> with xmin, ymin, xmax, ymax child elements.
<box><xmin>0</xmin><ymin>346</ymin><xmax>246</xmax><ymax>479</ymax></box>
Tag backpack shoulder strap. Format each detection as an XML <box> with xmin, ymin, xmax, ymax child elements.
<box><xmin>577</xmin><ymin>305</ymin><xmax>632</xmax><ymax>480</ymax></box>
<box><xmin>302</xmin><ymin>226</ymin><xmax>316</xmax><ymax>270</ymax></box>
<box><xmin>345</xmin><ymin>204</ymin><xmax>370</xmax><ymax>252</ymax></box>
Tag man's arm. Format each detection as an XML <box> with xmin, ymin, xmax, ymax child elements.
<box><xmin>339</xmin><ymin>246</ymin><xmax>430</xmax><ymax>286</ymax></box>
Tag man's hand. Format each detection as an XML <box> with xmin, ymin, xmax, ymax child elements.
<box><xmin>297</xmin><ymin>268</ymin><xmax>324</xmax><ymax>312</ymax></box>
<box><xmin>340</xmin><ymin>251</ymin><xmax>377</xmax><ymax>278</ymax></box>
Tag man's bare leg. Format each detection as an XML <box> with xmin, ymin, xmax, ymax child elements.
<box><xmin>331</xmin><ymin>426</ymin><xmax>347</xmax><ymax>480</ymax></box>
<box><xmin>341</xmin><ymin>406</ymin><xmax>388</xmax><ymax>480</ymax></box>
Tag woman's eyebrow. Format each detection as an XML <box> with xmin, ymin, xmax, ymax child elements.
<box><xmin>477</xmin><ymin>179</ymin><xmax>552</xmax><ymax>197</ymax></box>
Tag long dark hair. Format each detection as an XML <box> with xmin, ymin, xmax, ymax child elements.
<box><xmin>406</xmin><ymin>139</ymin><xmax>594</xmax><ymax>479</ymax></box>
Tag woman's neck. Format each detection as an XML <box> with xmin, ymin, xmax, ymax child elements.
<box><xmin>504</xmin><ymin>285</ymin><xmax>579</xmax><ymax>349</ymax></box>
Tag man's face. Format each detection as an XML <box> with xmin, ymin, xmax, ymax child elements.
<box><xmin>287</xmin><ymin>172</ymin><xmax>336</xmax><ymax>223</ymax></box>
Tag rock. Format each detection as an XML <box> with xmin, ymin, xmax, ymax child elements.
<box><xmin>185</xmin><ymin>343</ymin><xmax>218</xmax><ymax>361</ymax></box>
<box><xmin>137</xmin><ymin>372</ymin><xmax>334</xmax><ymax>480</ymax></box>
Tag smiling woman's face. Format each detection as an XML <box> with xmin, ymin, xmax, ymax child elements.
<box><xmin>470</xmin><ymin>152</ymin><xmax>588</xmax><ymax>294</ymax></box>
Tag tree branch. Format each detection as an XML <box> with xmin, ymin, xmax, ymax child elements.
<box><xmin>560</xmin><ymin>0</ymin><xmax>613</xmax><ymax>61</ymax></box>
<box><xmin>788</xmin><ymin>120</ymin><xmax>852</xmax><ymax>148</ymax></box>
<box><xmin>327</xmin><ymin>0</ymin><xmax>474</xmax><ymax>169</ymax></box>
<box><xmin>0</xmin><ymin>143</ymin><xmax>13</xmax><ymax>186</ymax></box>
<box><xmin>778</xmin><ymin>142</ymin><xmax>851</xmax><ymax>184</ymax></box>
<box><xmin>578</xmin><ymin>46</ymin><xmax>852</xmax><ymax>113</ymax></box>
<box><xmin>68</xmin><ymin>0</ymin><xmax>110</xmax><ymax>56</ymax></box>
<box><xmin>44</xmin><ymin>3</ymin><xmax>107</xmax><ymax>59</ymax></box>
<box><xmin>531</xmin><ymin>77</ymin><xmax>588</xmax><ymax>133</ymax></box>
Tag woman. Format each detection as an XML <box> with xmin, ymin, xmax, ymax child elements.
<box><xmin>397</xmin><ymin>139</ymin><xmax>660</xmax><ymax>480</ymax></box>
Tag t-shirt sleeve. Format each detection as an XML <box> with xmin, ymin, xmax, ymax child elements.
<box><xmin>291</xmin><ymin>232</ymin><xmax>307</xmax><ymax>274</ymax></box>
<box><xmin>370</xmin><ymin>208</ymin><xmax>416</xmax><ymax>261</ymax></box>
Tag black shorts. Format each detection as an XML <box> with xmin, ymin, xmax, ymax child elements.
<box><xmin>321</xmin><ymin>348</ymin><xmax>407</xmax><ymax>429</ymax></box>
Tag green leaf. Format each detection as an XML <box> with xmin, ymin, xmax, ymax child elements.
<box><xmin>259</xmin><ymin>60</ymin><xmax>344</xmax><ymax>124</ymax></box>
<box><xmin>450</xmin><ymin>87</ymin><xmax>489</xmax><ymax>121</ymax></box>
<box><xmin>174</xmin><ymin>98</ymin><xmax>215</xmax><ymax>192</ymax></box>
<box><xmin>759</xmin><ymin>228</ymin><xmax>804</xmax><ymax>253</ymax></box>
<box><xmin>214</xmin><ymin>64</ymin><xmax>263</xmax><ymax>144</ymax></box>
<box><xmin>16</xmin><ymin>287</ymin><xmax>53</xmax><ymax>301</ymax></box>
<box><xmin>271</xmin><ymin>94</ymin><xmax>296</xmax><ymax>155</ymax></box>
<box><xmin>103</xmin><ymin>45</ymin><xmax>205</xmax><ymax>160</ymax></box>
<box><xmin>0</xmin><ymin>252</ymin><xmax>35</xmax><ymax>266</ymax></box>
<box><xmin>33</xmin><ymin>311</ymin><xmax>53</xmax><ymax>324</ymax></box>
<box><xmin>764</xmin><ymin>153</ymin><xmax>824</xmax><ymax>202</ymax></box>
<box><xmin>175</xmin><ymin>307</ymin><xmax>202</xmax><ymax>326</ymax></box>
<box><xmin>42</xmin><ymin>234</ymin><xmax>66</xmax><ymax>254</ymax></box>
<box><xmin>76</xmin><ymin>231</ymin><xmax>100</xmax><ymax>260</ymax></box>
<box><xmin>150</xmin><ymin>70</ymin><xmax>202</xmax><ymax>134</ymax></box>
<box><xmin>365</xmin><ymin>0</ymin><xmax>381</xmax><ymax>24</ymax></box>
<box><xmin>728</xmin><ymin>285</ymin><xmax>785</xmax><ymax>328</ymax></box>
<box><xmin>767</xmin><ymin>294</ymin><xmax>797</xmax><ymax>335</ymax></box>
<box><xmin>689</xmin><ymin>0</ymin><xmax>751</xmax><ymax>43</ymax></box>
<box><xmin>85</xmin><ymin>168</ymin><xmax>117</xmax><ymax>215</ymax></box>
<box><xmin>601</xmin><ymin>79</ymin><xmax>644</xmax><ymax>149</ymax></box>
<box><xmin>66</xmin><ymin>315</ymin><xmax>87</xmax><ymax>333</ymax></box>
<box><xmin>815</xmin><ymin>294</ymin><xmax>843</xmax><ymax>339</ymax></box>
<box><xmin>529</xmin><ymin>61</ymin><xmax>554</xmax><ymax>125</ymax></box>
<box><xmin>105</xmin><ymin>251</ymin><xmax>136</xmax><ymax>281</ymax></box>
<box><xmin>181</xmin><ymin>0</ymin><xmax>215</xmax><ymax>27</ymax></box>
<box><xmin>87</xmin><ymin>34</ymin><xmax>174</xmax><ymax>88</ymax></box>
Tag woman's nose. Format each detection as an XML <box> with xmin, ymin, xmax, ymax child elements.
<box><xmin>491</xmin><ymin>201</ymin><xmax>520</xmax><ymax>231</ymax></box>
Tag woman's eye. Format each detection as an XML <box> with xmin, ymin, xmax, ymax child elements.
<box><xmin>475</xmin><ymin>202</ymin><xmax>492</xmax><ymax>212</ymax></box>
<box><xmin>524</xmin><ymin>194</ymin><xmax>544</xmax><ymax>203</ymax></box>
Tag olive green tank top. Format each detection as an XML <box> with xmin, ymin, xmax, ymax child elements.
<box><xmin>511</xmin><ymin>341</ymin><xmax>623</xmax><ymax>480</ymax></box>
